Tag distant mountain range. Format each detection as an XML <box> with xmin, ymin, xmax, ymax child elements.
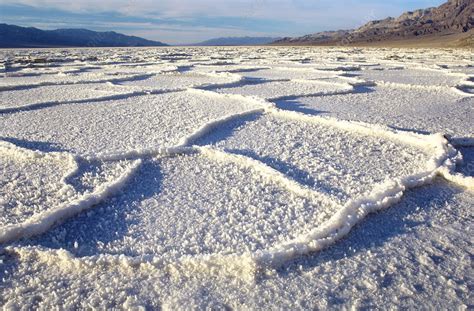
<box><xmin>193</xmin><ymin>37</ymin><xmax>281</xmax><ymax>46</ymax></box>
<box><xmin>0</xmin><ymin>24</ymin><xmax>168</xmax><ymax>48</ymax></box>
<box><xmin>273</xmin><ymin>0</ymin><xmax>473</xmax><ymax>47</ymax></box>
<box><xmin>1</xmin><ymin>0</ymin><xmax>472</xmax><ymax>49</ymax></box>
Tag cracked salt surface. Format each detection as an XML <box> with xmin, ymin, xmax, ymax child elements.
<box><xmin>0</xmin><ymin>83</ymin><xmax>123</xmax><ymax>111</ymax></box>
<box><xmin>277</xmin><ymin>85</ymin><xmax>473</xmax><ymax>140</ymax></box>
<box><xmin>0</xmin><ymin>46</ymin><xmax>472</xmax><ymax>309</ymax></box>
<box><xmin>0</xmin><ymin>140</ymin><xmax>138</xmax><ymax>229</ymax></box>
<box><xmin>30</xmin><ymin>154</ymin><xmax>335</xmax><ymax>260</ymax></box>
<box><xmin>197</xmin><ymin>113</ymin><xmax>431</xmax><ymax>203</ymax></box>
<box><xmin>357</xmin><ymin>67</ymin><xmax>466</xmax><ymax>87</ymax></box>
<box><xmin>0</xmin><ymin>90</ymin><xmax>260</xmax><ymax>156</ymax></box>
<box><xmin>116</xmin><ymin>71</ymin><xmax>242</xmax><ymax>91</ymax></box>
<box><xmin>0</xmin><ymin>71</ymin><xmax>147</xmax><ymax>90</ymax></box>
<box><xmin>212</xmin><ymin>79</ymin><xmax>353</xmax><ymax>99</ymax></box>
<box><xmin>232</xmin><ymin>67</ymin><xmax>342</xmax><ymax>81</ymax></box>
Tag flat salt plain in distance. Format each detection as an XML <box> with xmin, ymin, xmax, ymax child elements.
<box><xmin>0</xmin><ymin>47</ymin><xmax>473</xmax><ymax>309</ymax></box>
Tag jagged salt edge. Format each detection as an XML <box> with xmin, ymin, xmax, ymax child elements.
<box><xmin>73</xmin><ymin>90</ymin><xmax>266</xmax><ymax>162</ymax></box>
<box><xmin>312</xmin><ymin>65</ymin><xmax>361</xmax><ymax>72</ymax></box>
<box><xmin>192</xmin><ymin>86</ymin><xmax>435</xmax><ymax>153</ymax></box>
<box><xmin>452</xmin><ymin>79</ymin><xmax>474</xmax><ymax>97</ymax></box>
<box><xmin>0</xmin><ymin>73</ymin><xmax>155</xmax><ymax>92</ymax></box>
<box><xmin>252</xmin><ymin>132</ymin><xmax>462</xmax><ymax>268</ymax></box>
<box><xmin>193</xmin><ymin>71</ymin><xmax>246</xmax><ymax>89</ymax></box>
<box><xmin>291</xmin><ymin>78</ymin><xmax>353</xmax><ymax>88</ymax></box>
<box><xmin>0</xmin><ymin>70</ymin><xmax>245</xmax><ymax>113</ymax></box>
<box><xmin>0</xmin><ymin>159</ymin><xmax>142</xmax><ymax>244</ymax></box>
<box><xmin>266</xmin><ymin>107</ymin><xmax>434</xmax><ymax>150</ymax></box>
<box><xmin>211</xmin><ymin>67</ymin><xmax>272</xmax><ymax>74</ymax></box>
<box><xmin>177</xmin><ymin>108</ymin><xmax>266</xmax><ymax>147</ymax></box>
<box><xmin>88</xmin><ymin>146</ymin><xmax>195</xmax><ymax>162</ymax></box>
<box><xmin>377</xmin><ymin>79</ymin><xmax>474</xmax><ymax>98</ymax></box>
<box><xmin>187</xmin><ymin>87</ymin><xmax>459</xmax><ymax>199</ymax></box>
<box><xmin>438</xmin><ymin>167</ymin><xmax>474</xmax><ymax>190</ymax></box>
<box><xmin>8</xmin><ymin>245</ymin><xmax>260</xmax><ymax>282</ymax></box>
<box><xmin>0</xmin><ymin>140</ymin><xmax>79</xmax><ymax>197</ymax></box>
<box><xmin>0</xmin><ymin>89</ymin><xmax>157</xmax><ymax>114</ymax></box>
<box><xmin>113</xmin><ymin>71</ymin><xmax>244</xmax><ymax>93</ymax></box>
<box><xmin>187</xmin><ymin>87</ymin><xmax>273</xmax><ymax>109</ymax></box>
<box><xmin>198</xmin><ymin>147</ymin><xmax>337</xmax><ymax>205</ymax></box>
<box><xmin>222</xmin><ymin>78</ymin><xmax>357</xmax><ymax>101</ymax></box>
<box><xmin>89</xmin><ymin>108</ymin><xmax>266</xmax><ymax>162</ymax></box>
<box><xmin>376</xmin><ymin>80</ymin><xmax>453</xmax><ymax>92</ymax></box>
<box><xmin>249</xmin><ymin>66</ymin><xmax>349</xmax><ymax>77</ymax></box>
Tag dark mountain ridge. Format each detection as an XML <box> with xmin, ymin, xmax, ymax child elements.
<box><xmin>0</xmin><ymin>24</ymin><xmax>168</xmax><ymax>48</ymax></box>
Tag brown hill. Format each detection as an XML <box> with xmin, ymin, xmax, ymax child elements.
<box><xmin>273</xmin><ymin>0</ymin><xmax>474</xmax><ymax>47</ymax></box>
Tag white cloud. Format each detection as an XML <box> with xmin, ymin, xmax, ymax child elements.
<box><xmin>2</xmin><ymin>0</ymin><xmax>436</xmax><ymax>22</ymax></box>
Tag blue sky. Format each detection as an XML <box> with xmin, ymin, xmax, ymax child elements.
<box><xmin>0</xmin><ymin>0</ymin><xmax>446</xmax><ymax>44</ymax></box>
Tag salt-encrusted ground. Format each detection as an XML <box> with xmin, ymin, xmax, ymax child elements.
<box><xmin>0</xmin><ymin>47</ymin><xmax>472</xmax><ymax>309</ymax></box>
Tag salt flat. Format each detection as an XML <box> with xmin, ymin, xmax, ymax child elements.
<box><xmin>0</xmin><ymin>47</ymin><xmax>472</xmax><ymax>309</ymax></box>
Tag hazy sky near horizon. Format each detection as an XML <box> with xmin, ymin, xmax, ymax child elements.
<box><xmin>0</xmin><ymin>0</ymin><xmax>446</xmax><ymax>44</ymax></box>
